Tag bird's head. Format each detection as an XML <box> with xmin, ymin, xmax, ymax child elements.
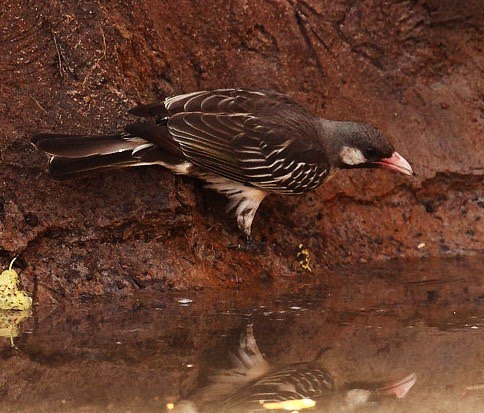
<box><xmin>323</xmin><ymin>121</ymin><xmax>414</xmax><ymax>176</ymax></box>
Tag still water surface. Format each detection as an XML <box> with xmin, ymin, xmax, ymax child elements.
<box><xmin>0</xmin><ymin>257</ymin><xmax>482</xmax><ymax>412</ymax></box>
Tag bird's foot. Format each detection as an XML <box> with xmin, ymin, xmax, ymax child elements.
<box><xmin>227</xmin><ymin>236</ymin><xmax>264</xmax><ymax>253</ymax></box>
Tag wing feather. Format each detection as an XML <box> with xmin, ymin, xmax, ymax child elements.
<box><xmin>169</xmin><ymin>116</ymin><xmax>328</xmax><ymax>193</ymax></box>
<box><xmin>134</xmin><ymin>89</ymin><xmax>330</xmax><ymax>194</ymax></box>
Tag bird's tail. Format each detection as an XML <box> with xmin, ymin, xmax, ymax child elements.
<box><xmin>31</xmin><ymin>132</ymin><xmax>184</xmax><ymax>179</ymax></box>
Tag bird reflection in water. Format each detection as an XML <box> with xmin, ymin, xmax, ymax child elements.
<box><xmin>167</xmin><ymin>325</ymin><xmax>416</xmax><ymax>412</ymax></box>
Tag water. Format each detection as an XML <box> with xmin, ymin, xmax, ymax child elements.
<box><xmin>0</xmin><ymin>257</ymin><xmax>482</xmax><ymax>412</ymax></box>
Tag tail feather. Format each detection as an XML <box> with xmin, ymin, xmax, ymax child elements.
<box><xmin>48</xmin><ymin>152</ymin><xmax>141</xmax><ymax>179</ymax></box>
<box><xmin>32</xmin><ymin>132</ymin><xmax>189</xmax><ymax>179</ymax></box>
<box><xmin>31</xmin><ymin>133</ymin><xmax>144</xmax><ymax>158</ymax></box>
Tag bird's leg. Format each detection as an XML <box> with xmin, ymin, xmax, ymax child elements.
<box><xmin>244</xmin><ymin>234</ymin><xmax>260</xmax><ymax>251</ymax></box>
<box><xmin>226</xmin><ymin>194</ymin><xmax>266</xmax><ymax>252</ymax></box>
<box><xmin>227</xmin><ymin>232</ymin><xmax>264</xmax><ymax>252</ymax></box>
<box><xmin>227</xmin><ymin>235</ymin><xmax>254</xmax><ymax>251</ymax></box>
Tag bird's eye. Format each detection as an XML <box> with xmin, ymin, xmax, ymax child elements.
<box><xmin>365</xmin><ymin>147</ymin><xmax>377</xmax><ymax>158</ymax></box>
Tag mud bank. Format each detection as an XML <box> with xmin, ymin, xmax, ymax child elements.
<box><xmin>0</xmin><ymin>1</ymin><xmax>482</xmax><ymax>301</ymax></box>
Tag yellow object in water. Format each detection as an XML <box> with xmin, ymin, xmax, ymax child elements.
<box><xmin>0</xmin><ymin>258</ymin><xmax>32</xmax><ymax>311</ymax></box>
<box><xmin>262</xmin><ymin>398</ymin><xmax>316</xmax><ymax>411</ymax></box>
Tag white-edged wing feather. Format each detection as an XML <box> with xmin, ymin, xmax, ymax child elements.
<box><xmin>168</xmin><ymin>110</ymin><xmax>328</xmax><ymax>194</ymax></box>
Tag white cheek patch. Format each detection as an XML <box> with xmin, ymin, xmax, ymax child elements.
<box><xmin>340</xmin><ymin>146</ymin><xmax>366</xmax><ymax>165</ymax></box>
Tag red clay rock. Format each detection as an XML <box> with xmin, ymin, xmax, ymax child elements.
<box><xmin>0</xmin><ymin>0</ymin><xmax>482</xmax><ymax>302</ymax></box>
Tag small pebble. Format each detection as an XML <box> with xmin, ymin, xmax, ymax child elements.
<box><xmin>177</xmin><ymin>298</ymin><xmax>193</xmax><ymax>304</ymax></box>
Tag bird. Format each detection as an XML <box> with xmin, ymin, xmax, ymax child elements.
<box><xmin>167</xmin><ymin>324</ymin><xmax>417</xmax><ymax>412</ymax></box>
<box><xmin>32</xmin><ymin>89</ymin><xmax>414</xmax><ymax>240</ymax></box>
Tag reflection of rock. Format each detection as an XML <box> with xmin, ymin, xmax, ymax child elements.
<box><xmin>0</xmin><ymin>259</ymin><xmax>32</xmax><ymax>311</ymax></box>
<box><xmin>0</xmin><ymin>309</ymin><xmax>32</xmax><ymax>347</ymax></box>
<box><xmin>169</xmin><ymin>325</ymin><xmax>416</xmax><ymax>412</ymax></box>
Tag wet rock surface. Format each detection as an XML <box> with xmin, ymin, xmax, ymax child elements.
<box><xmin>0</xmin><ymin>1</ymin><xmax>483</xmax><ymax>302</ymax></box>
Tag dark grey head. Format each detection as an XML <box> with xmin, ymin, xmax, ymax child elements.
<box><xmin>320</xmin><ymin>120</ymin><xmax>413</xmax><ymax>175</ymax></box>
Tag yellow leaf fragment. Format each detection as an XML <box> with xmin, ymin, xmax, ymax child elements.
<box><xmin>296</xmin><ymin>244</ymin><xmax>312</xmax><ymax>273</ymax></box>
<box><xmin>0</xmin><ymin>258</ymin><xmax>32</xmax><ymax>311</ymax></box>
<box><xmin>0</xmin><ymin>309</ymin><xmax>32</xmax><ymax>347</ymax></box>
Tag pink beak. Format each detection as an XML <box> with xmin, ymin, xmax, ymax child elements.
<box><xmin>376</xmin><ymin>372</ymin><xmax>417</xmax><ymax>398</ymax></box>
<box><xmin>375</xmin><ymin>151</ymin><xmax>414</xmax><ymax>176</ymax></box>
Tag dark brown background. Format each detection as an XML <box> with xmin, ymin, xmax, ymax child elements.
<box><xmin>0</xmin><ymin>0</ymin><xmax>482</xmax><ymax>303</ymax></box>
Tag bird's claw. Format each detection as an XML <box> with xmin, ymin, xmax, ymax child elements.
<box><xmin>227</xmin><ymin>236</ymin><xmax>264</xmax><ymax>253</ymax></box>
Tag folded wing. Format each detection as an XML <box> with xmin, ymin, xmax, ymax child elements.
<box><xmin>161</xmin><ymin>89</ymin><xmax>330</xmax><ymax>194</ymax></box>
